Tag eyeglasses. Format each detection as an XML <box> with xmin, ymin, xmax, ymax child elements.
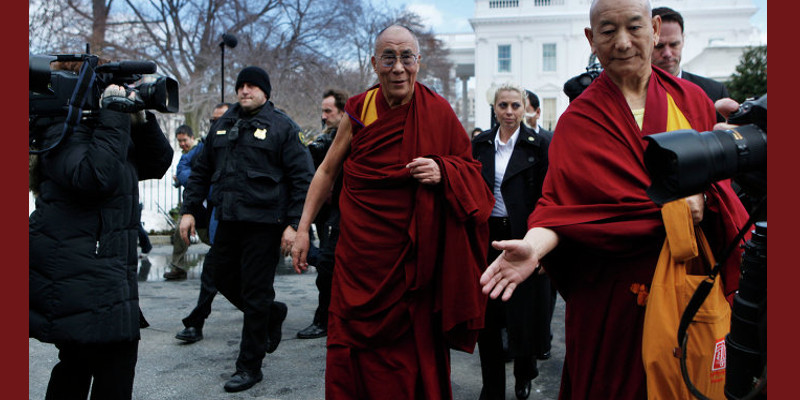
<box><xmin>378</xmin><ymin>54</ymin><xmax>419</xmax><ymax>68</ymax></box>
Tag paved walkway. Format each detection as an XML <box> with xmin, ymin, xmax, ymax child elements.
<box><xmin>29</xmin><ymin>240</ymin><xmax>565</xmax><ymax>399</ymax></box>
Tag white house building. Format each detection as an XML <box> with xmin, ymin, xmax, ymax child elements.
<box><xmin>440</xmin><ymin>0</ymin><xmax>764</xmax><ymax>131</ymax></box>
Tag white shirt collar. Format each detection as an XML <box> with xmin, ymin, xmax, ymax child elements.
<box><xmin>494</xmin><ymin>126</ymin><xmax>520</xmax><ymax>152</ymax></box>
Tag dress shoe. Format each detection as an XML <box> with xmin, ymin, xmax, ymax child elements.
<box><xmin>537</xmin><ymin>350</ymin><xmax>552</xmax><ymax>360</ymax></box>
<box><xmin>266</xmin><ymin>301</ymin><xmax>288</xmax><ymax>353</ymax></box>
<box><xmin>296</xmin><ymin>322</ymin><xmax>327</xmax><ymax>339</ymax></box>
<box><xmin>223</xmin><ymin>370</ymin><xmax>263</xmax><ymax>393</ymax></box>
<box><xmin>515</xmin><ymin>380</ymin><xmax>532</xmax><ymax>399</ymax></box>
<box><xmin>175</xmin><ymin>326</ymin><xmax>203</xmax><ymax>343</ymax></box>
<box><xmin>163</xmin><ymin>267</ymin><xmax>187</xmax><ymax>280</ymax></box>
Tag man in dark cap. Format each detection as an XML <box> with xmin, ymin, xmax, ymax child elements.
<box><xmin>179</xmin><ymin>65</ymin><xmax>314</xmax><ymax>392</ymax></box>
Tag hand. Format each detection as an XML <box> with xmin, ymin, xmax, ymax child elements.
<box><xmin>685</xmin><ymin>193</ymin><xmax>705</xmax><ymax>224</ymax></box>
<box><xmin>480</xmin><ymin>239</ymin><xmax>540</xmax><ymax>301</ymax></box>
<box><xmin>101</xmin><ymin>84</ymin><xmax>144</xmax><ymax>114</ymax></box>
<box><xmin>713</xmin><ymin>98</ymin><xmax>741</xmax><ymax>130</ymax></box>
<box><xmin>290</xmin><ymin>229</ymin><xmax>311</xmax><ymax>274</ymax></box>
<box><xmin>281</xmin><ymin>225</ymin><xmax>297</xmax><ymax>257</ymax></box>
<box><xmin>406</xmin><ymin>157</ymin><xmax>441</xmax><ymax>185</ymax></box>
<box><xmin>178</xmin><ymin>214</ymin><xmax>196</xmax><ymax>246</ymax></box>
<box><xmin>100</xmin><ymin>84</ymin><xmax>132</xmax><ymax>102</ymax></box>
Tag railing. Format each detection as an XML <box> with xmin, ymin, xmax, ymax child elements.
<box><xmin>489</xmin><ymin>0</ymin><xmax>519</xmax><ymax>8</ymax></box>
<box><xmin>139</xmin><ymin>163</ymin><xmax>181</xmax><ymax>231</ymax></box>
<box><xmin>534</xmin><ymin>0</ymin><xmax>565</xmax><ymax>6</ymax></box>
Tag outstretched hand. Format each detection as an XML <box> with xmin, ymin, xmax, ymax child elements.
<box><xmin>480</xmin><ymin>239</ymin><xmax>539</xmax><ymax>301</ymax></box>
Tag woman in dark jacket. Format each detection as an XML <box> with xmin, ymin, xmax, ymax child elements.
<box><xmin>472</xmin><ymin>83</ymin><xmax>551</xmax><ymax>400</ymax></box>
<box><xmin>29</xmin><ymin>84</ymin><xmax>173</xmax><ymax>399</ymax></box>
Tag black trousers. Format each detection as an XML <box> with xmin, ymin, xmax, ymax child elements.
<box><xmin>478</xmin><ymin>217</ymin><xmax>538</xmax><ymax>399</ymax></box>
<box><xmin>205</xmin><ymin>221</ymin><xmax>282</xmax><ymax>373</ymax></box>
<box><xmin>478</xmin><ymin>298</ymin><xmax>538</xmax><ymax>400</ymax></box>
<box><xmin>46</xmin><ymin>340</ymin><xmax>138</xmax><ymax>400</ymax></box>
<box><xmin>182</xmin><ymin>255</ymin><xmax>218</xmax><ymax>331</ymax></box>
<box><xmin>312</xmin><ymin>224</ymin><xmax>339</xmax><ymax>326</ymax></box>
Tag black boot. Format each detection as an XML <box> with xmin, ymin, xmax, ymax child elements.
<box><xmin>223</xmin><ymin>370</ymin><xmax>263</xmax><ymax>392</ymax></box>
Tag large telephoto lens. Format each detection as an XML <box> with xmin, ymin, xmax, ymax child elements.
<box><xmin>643</xmin><ymin>124</ymin><xmax>766</xmax><ymax>205</ymax></box>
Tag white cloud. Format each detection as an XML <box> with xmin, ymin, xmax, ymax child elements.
<box><xmin>406</xmin><ymin>4</ymin><xmax>444</xmax><ymax>30</ymax></box>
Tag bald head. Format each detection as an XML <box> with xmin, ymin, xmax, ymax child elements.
<box><xmin>589</xmin><ymin>0</ymin><xmax>652</xmax><ymax>26</ymax></box>
<box><xmin>585</xmin><ymin>0</ymin><xmax>659</xmax><ymax>85</ymax></box>
<box><xmin>374</xmin><ymin>25</ymin><xmax>420</xmax><ymax>55</ymax></box>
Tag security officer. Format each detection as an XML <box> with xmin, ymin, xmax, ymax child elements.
<box><xmin>179</xmin><ymin>66</ymin><xmax>314</xmax><ymax>393</ymax></box>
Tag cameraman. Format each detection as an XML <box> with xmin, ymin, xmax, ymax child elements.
<box><xmin>296</xmin><ymin>88</ymin><xmax>348</xmax><ymax>340</ymax></box>
<box><xmin>29</xmin><ymin>82</ymin><xmax>173</xmax><ymax>399</ymax></box>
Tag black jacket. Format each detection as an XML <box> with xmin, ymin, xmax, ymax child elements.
<box><xmin>29</xmin><ymin>110</ymin><xmax>173</xmax><ymax>344</ymax></box>
<box><xmin>472</xmin><ymin>123</ymin><xmax>551</xmax><ymax>355</ymax></box>
<box><xmin>682</xmin><ymin>71</ymin><xmax>730</xmax><ymax>122</ymax></box>
<box><xmin>472</xmin><ymin>124</ymin><xmax>551</xmax><ymax>239</ymax></box>
<box><xmin>181</xmin><ymin>101</ymin><xmax>314</xmax><ymax>226</ymax></box>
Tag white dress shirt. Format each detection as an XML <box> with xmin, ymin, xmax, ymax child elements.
<box><xmin>491</xmin><ymin>127</ymin><xmax>520</xmax><ymax>217</ymax></box>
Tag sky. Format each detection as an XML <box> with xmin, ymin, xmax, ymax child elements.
<box><xmin>406</xmin><ymin>0</ymin><xmax>767</xmax><ymax>41</ymax></box>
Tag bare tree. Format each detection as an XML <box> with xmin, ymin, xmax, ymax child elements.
<box><xmin>29</xmin><ymin>0</ymin><xmax>453</xmax><ymax>132</ymax></box>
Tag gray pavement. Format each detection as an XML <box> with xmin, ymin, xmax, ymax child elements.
<box><xmin>29</xmin><ymin>239</ymin><xmax>566</xmax><ymax>399</ymax></box>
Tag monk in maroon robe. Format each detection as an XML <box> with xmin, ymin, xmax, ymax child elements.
<box><xmin>480</xmin><ymin>0</ymin><xmax>749</xmax><ymax>399</ymax></box>
<box><xmin>292</xmin><ymin>25</ymin><xmax>493</xmax><ymax>400</ymax></box>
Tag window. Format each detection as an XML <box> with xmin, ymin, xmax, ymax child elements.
<box><xmin>543</xmin><ymin>98</ymin><xmax>557</xmax><ymax>130</ymax></box>
<box><xmin>543</xmin><ymin>43</ymin><xmax>556</xmax><ymax>72</ymax></box>
<box><xmin>498</xmin><ymin>45</ymin><xmax>511</xmax><ymax>73</ymax></box>
<box><xmin>489</xmin><ymin>0</ymin><xmax>519</xmax><ymax>8</ymax></box>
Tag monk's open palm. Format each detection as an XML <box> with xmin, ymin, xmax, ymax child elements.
<box><xmin>480</xmin><ymin>239</ymin><xmax>539</xmax><ymax>301</ymax></box>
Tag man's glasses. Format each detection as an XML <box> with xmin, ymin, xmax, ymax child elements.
<box><xmin>378</xmin><ymin>54</ymin><xmax>419</xmax><ymax>68</ymax></box>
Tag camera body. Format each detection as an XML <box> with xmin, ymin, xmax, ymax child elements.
<box><xmin>308</xmin><ymin>130</ymin><xmax>334</xmax><ymax>168</ymax></box>
<box><xmin>29</xmin><ymin>53</ymin><xmax>179</xmax><ymax>122</ymax></box>
<box><xmin>563</xmin><ymin>59</ymin><xmax>603</xmax><ymax>103</ymax></box>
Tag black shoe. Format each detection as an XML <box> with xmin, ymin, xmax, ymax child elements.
<box><xmin>163</xmin><ymin>267</ymin><xmax>187</xmax><ymax>280</ymax></box>
<box><xmin>515</xmin><ymin>380</ymin><xmax>532</xmax><ymax>400</ymax></box>
<box><xmin>175</xmin><ymin>326</ymin><xmax>203</xmax><ymax>343</ymax></box>
<box><xmin>223</xmin><ymin>370</ymin><xmax>263</xmax><ymax>393</ymax></box>
<box><xmin>296</xmin><ymin>322</ymin><xmax>327</xmax><ymax>339</ymax></box>
<box><xmin>266</xmin><ymin>301</ymin><xmax>288</xmax><ymax>353</ymax></box>
<box><xmin>537</xmin><ymin>350</ymin><xmax>551</xmax><ymax>360</ymax></box>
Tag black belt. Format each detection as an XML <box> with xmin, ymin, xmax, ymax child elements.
<box><xmin>488</xmin><ymin>216</ymin><xmax>510</xmax><ymax>226</ymax></box>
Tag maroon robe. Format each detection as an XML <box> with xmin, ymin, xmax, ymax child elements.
<box><xmin>326</xmin><ymin>82</ymin><xmax>494</xmax><ymax>399</ymax></box>
<box><xmin>528</xmin><ymin>67</ymin><xmax>749</xmax><ymax>399</ymax></box>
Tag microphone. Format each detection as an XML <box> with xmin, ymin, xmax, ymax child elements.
<box><xmin>221</xmin><ymin>33</ymin><xmax>238</xmax><ymax>48</ymax></box>
<box><xmin>97</xmin><ymin>60</ymin><xmax>157</xmax><ymax>75</ymax></box>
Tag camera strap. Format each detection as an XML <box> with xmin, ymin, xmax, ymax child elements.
<box><xmin>61</xmin><ymin>56</ymin><xmax>99</xmax><ymax>138</ymax></box>
<box><xmin>30</xmin><ymin>56</ymin><xmax>99</xmax><ymax>155</ymax></box>
<box><xmin>676</xmin><ymin>197</ymin><xmax>763</xmax><ymax>347</ymax></box>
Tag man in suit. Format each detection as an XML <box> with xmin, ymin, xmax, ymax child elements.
<box><xmin>523</xmin><ymin>90</ymin><xmax>553</xmax><ymax>137</ymax></box>
<box><xmin>523</xmin><ymin>90</ymin><xmax>557</xmax><ymax>362</ymax></box>
<box><xmin>652</xmin><ymin>6</ymin><xmax>729</xmax><ymax>122</ymax></box>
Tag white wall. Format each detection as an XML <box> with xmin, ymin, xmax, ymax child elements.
<box><xmin>442</xmin><ymin>0</ymin><xmax>763</xmax><ymax>130</ymax></box>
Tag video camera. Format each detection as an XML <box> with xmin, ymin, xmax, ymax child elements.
<box><xmin>29</xmin><ymin>52</ymin><xmax>179</xmax><ymax>154</ymax></box>
<box><xmin>29</xmin><ymin>53</ymin><xmax>179</xmax><ymax>120</ymax></box>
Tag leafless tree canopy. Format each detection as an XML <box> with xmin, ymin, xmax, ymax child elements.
<box><xmin>29</xmin><ymin>0</ymin><xmax>454</xmax><ymax>136</ymax></box>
